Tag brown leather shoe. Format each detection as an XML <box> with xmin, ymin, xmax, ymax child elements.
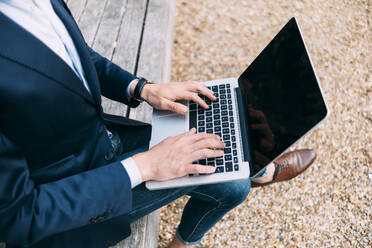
<box><xmin>251</xmin><ymin>149</ymin><xmax>316</xmax><ymax>187</ymax></box>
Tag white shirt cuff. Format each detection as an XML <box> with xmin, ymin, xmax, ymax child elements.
<box><xmin>121</xmin><ymin>157</ymin><xmax>143</xmax><ymax>188</ymax></box>
<box><xmin>126</xmin><ymin>79</ymin><xmax>139</xmax><ymax>97</ymax></box>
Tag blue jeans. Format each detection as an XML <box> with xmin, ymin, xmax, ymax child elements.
<box><xmin>116</xmin><ymin>146</ymin><xmax>266</xmax><ymax>245</ymax></box>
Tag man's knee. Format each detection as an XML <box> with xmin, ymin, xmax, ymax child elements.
<box><xmin>218</xmin><ymin>180</ymin><xmax>251</xmax><ymax>208</ymax></box>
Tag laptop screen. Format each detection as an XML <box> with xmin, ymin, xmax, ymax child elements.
<box><xmin>238</xmin><ymin>18</ymin><xmax>327</xmax><ymax>176</ymax></box>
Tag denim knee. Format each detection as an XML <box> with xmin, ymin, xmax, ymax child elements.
<box><xmin>218</xmin><ymin>179</ymin><xmax>251</xmax><ymax>209</ymax></box>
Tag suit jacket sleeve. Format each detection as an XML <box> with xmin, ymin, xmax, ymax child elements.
<box><xmin>88</xmin><ymin>47</ymin><xmax>141</xmax><ymax>108</ymax></box>
<box><xmin>0</xmin><ymin>132</ymin><xmax>133</xmax><ymax>246</ymax></box>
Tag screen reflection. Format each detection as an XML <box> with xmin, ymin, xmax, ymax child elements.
<box><xmin>238</xmin><ymin>18</ymin><xmax>327</xmax><ymax>176</ymax></box>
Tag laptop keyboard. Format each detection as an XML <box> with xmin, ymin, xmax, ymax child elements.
<box><xmin>189</xmin><ymin>83</ymin><xmax>240</xmax><ymax>176</ymax></box>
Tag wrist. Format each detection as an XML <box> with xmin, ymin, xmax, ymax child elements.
<box><xmin>140</xmin><ymin>83</ymin><xmax>154</xmax><ymax>102</ymax></box>
<box><xmin>132</xmin><ymin>152</ymin><xmax>153</xmax><ymax>181</ymax></box>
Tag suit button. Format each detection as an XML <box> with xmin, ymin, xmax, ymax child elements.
<box><xmin>104</xmin><ymin>151</ymin><xmax>114</xmax><ymax>161</ymax></box>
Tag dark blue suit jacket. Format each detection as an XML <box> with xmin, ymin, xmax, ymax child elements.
<box><xmin>0</xmin><ymin>0</ymin><xmax>148</xmax><ymax>247</ymax></box>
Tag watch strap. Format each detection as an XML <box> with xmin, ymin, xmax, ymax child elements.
<box><xmin>133</xmin><ymin>77</ymin><xmax>149</xmax><ymax>101</ymax></box>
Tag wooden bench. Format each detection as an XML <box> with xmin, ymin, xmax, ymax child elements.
<box><xmin>0</xmin><ymin>1</ymin><xmax>175</xmax><ymax>247</ymax></box>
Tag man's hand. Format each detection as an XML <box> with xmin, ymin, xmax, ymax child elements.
<box><xmin>132</xmin><ymin>128</ymin><xmax>225</xmax><ymax>181</ymax></box>
<box><xmin>131</xmin><ymin>81</ymin><xmax>216</xmax><ymax>114</ymax></box>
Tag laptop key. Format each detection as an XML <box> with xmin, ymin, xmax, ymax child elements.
<box><xmin>212</xmin><ymin>103</ymin><xmax>220</xmax><ymax>108</ymax></box>
<box><xmin>214</xmin><ymin>126</ymin><xmax>221</xmax><ymax>132</ymax></box>
<box><xmin>228</xmin><ymin>100</ymin><xmax>232</xmax><ymax>105</ymax></box>
<box><xmin>207</xmin><ymin>129</ymin><xmax>213</xmax><ymax>133</ymax></box>
<box><xmin>232</xmin><ymin>142</ymin><xmax>236</xmax><ymax>149</ymax></box>
<box><xmin>222</xmin><ymin>116</ymin><xmax>228</xmax><ymax>122</ymax></box>
<box><xmin>225</xmin><ymin>141</ymin><xmax>231</xmax><ymax>147</ymax></box>
<box><xmin>198</xmin><ymin>127</ymin><xmax>205</xmax><ymax>132</ymax></box>
<box><xmin>212</xmin><ymin>86</ymin><xmax>218</xmax><ymax>92</ymax></box>
<box><xmin>220</xmin><ymin>89</ymin><xmax>226</xmax><ymax>94</ymax></box>
<box><xmin>198</xmin><ymin>109</ymin><xmax>204</xmax><ymax>114</ymax></box>
<box><xmin>233</xmin><ymin>150</ymin><xmax>237</xmax><ymax>156</ymax></box>
<box><xmin>227</xmin><ymin>94</ymin><xmax>231</xmax><ymax>99</ymax></box>
<box><xmin>219</xmin><ymin>84</ymin><xmax>225</xmax><ymax>89</ymax></box>
<box><xmin>228</xmin><ymin>105</ymin><xmax>232</xmax><ymax>110</ymax></box>
<box><xmin>222</xmin><ymin>122</ymin><xmax>229</xmax><ymax>128</ymax></box>
<box><xmin>232</xmin><ymin>136</ymin><xmax>236</xmax><ymax>142</ymax></box>
<box><xmin>206</xmin><ymin>117</ymin><xmax>213</xmax><ymax>122</ymax></box>
<box><xmin>215</xmin><ymin>166</ymin><xmax>224</xmax><ymax>173</ymax></box>
<box><xmin>220</xmin><ymin>95</ymin><xmax>226</xmax><ymax>99</ymax></box>
<box><xmin>221</xmin><ymin>110</ymin><xmax>228</xmax><ymax>116</ymax></box>
<box><xmin>224</xmin><ymin>148</ymin><xmax>231</xmax><ymax>154</ymax></box>
<box><xmin>233</xmin><ymin>157</ymin><xmax>238</xmax><ymax>163</ymax></box>
<box><xmin>198</xmin><ymin>115</ymin><xmax>204</xmax><ymax>120</ymax></box>
<box><xmin>226</xmin><ymin>162</ymin><xmax>233</xmax><ymax>172</ymax></box>
<box><xmin>230</xmin><ymin>117</ymin><xmax>234</xmax><ymax>122</ymax></box>
<box><xmin>206</xmin><ymin>111</ymin><xmax>212</xmax><ymax>117</ymax></box>
<box><xmin>227</xmin><ymin>89</ymin><xmax>231</xmax><ymax>94</ymax></box>
<box><xmin>216</xmin><ymin>159</ymin><xmax>223</xmax><ymax>165</ymax></box>
<box><xmin>223</xmin><ymin>128</ymin><xmax>229</xmax><ymax>134</ymax></box>
<box><xmin>214</xmin><ymin>120</ymin><xmax>221</xmax><ymax>126</ymax></box>
<box><xmin>226</xmin><ymin>84</ymin><xmax>230</xmax><ymax>88</ymax></box>
<box><xmin>199</xmin><ymin>159</ymin><xmax>207</xmax><ymax>165</ymax></box>
<box><xmin>234</xmin><ymin>164</ymin><xmax>239</xmax><ymax>171</ymax></box>
<box><xmin>206</xmin><ymin>123</ymin><xmax>213</xmax><ymax>128</ymax></box>
<box><xmin>231</xmin><ymin>129</ymin><xmax>235</xmax><ymax>135</ymax></box>
<box><xmin>213</xmin><ymin>109</ymin><xmax>220</xmax><ymax>114</ymax></box>
<box><xmin>223</xmin><ymin>135</ymin><xmax>230</xmax><ymax>141</ymax></box>
<box><xmin>230</xmin><ymin>123</ymin><xmax>234</xmax><ymax>128</ymax></box>
<box><xmin>221</xmin><ymin>105</ymin><xmax>227</xmax><ymax>110</ymax></box>
<box><xmin>213</xmin><ymin>114</ymin><xmax>220</xmax><ymax>119</ymax></box>
<box><xmin>229</xmin><ymin>111</ymin><xmax>233</xmax><ymax>116</ymax></box>
<box><xmin>189</xmin><ymin>111</ymin><xmax>197</xmax><ymax>130</ymax></box>
<box><xmin>198</xmin><ymin>121</ymin><xmax>205</xmax><ymax>126</ymax></box>
<box><xmin>225</xmin><ymin>154</ymin><xmax>232</xmax><ymax>161</ymax></box>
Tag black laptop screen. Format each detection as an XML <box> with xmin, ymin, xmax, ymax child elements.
<box><xmin>238</xmin><ymin>18</ymin><xmax>327</xmax><ymax>176</ymax></box>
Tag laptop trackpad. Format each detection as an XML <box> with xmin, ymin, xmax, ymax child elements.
<box><xmin>150</xmin><ymin>111</ymin><xmax>187</xmax><ymax>148</ymax></box>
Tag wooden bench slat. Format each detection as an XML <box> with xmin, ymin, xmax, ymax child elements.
<box><xmin>77</xmin><ymin>0</ymin><xmax>107</xmax><ymax>46</ymax></box>
<box><xmin>129</xmin><ymin>0</ymin><xmax>176</xmax><ymax>124</ymax></box>
<box><xmin>67</xmin><ymin>0</ymin><xmax>88</xmax><ymax>23</ymax></box>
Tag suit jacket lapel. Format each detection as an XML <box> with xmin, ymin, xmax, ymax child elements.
<box><xmin>0</xmin><ymin>12</ymin><xmax>96</xmax><ymax>105</ymax></box>
<box><xmin>51</xmin><ymin>0</ymin><xmax>102</xmax><ymax>107</ymax></box>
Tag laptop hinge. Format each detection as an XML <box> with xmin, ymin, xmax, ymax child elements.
<box><xmin>234</xmin><ymin>87</ymin><xmax>251</xmax><ymax>162</ymax></box>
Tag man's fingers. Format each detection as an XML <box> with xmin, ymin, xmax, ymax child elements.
<box><xmin>188</xmin><ymin>164</ymin><xmax>216</xmax><ymax>174</ymax></box>
<box><xmin>164</xmin><ymin>99</ymin><xmax>189</xmax><ymax>114</ymax></box>
<box><xmin>191</xmin><ymin>148</ymin><xmax>224</xmax><ymax>161</ymax></box>
<box><xmin>185</xmin><ymin>92</ymin><xmax>209</xmax><ymax>109</ymax></box>
<box><xmin>187</xmin><ymin>82</ymin><xmax>216</xmax><ymax>101</ymax></box>
<box><xmin>192</xmin><ymin>138</ymin><xmax>225</xmax><ymax>152</ymax></box>
<box><xmin>186</xmin><ymin>132</ymin><xmax>221</xmax><ymax>144</ymax></box>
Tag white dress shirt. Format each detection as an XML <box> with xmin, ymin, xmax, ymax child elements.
<box><xmin>0</xmin><ymin>0</ymin><xmax>142</xmax><ymax>188</ymax></box>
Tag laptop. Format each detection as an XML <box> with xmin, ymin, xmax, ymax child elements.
<box><xmin>146</xmin><ymin>17</ymin><xmax>328</xmax><ymax>190</ymax></box>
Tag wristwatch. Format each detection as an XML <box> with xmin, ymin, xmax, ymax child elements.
<box><xmin>133</xmin><ymin>77</ymin><xmax>152</xmax><ymax>102</ymax></box>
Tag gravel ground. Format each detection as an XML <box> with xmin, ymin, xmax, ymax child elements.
<box><xmin>158</xmin><ymin>0</ymin><xmax>371</xmax><ymax>247</ymax></box>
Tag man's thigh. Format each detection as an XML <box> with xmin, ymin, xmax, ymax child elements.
<box><xmin>128</xmin><ymin>183</ymin><xmax>196</xmax><ymax>223</ymax></box>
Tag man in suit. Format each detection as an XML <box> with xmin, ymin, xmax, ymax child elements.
<box><xmin>0</xmin><ymin>0</ymin><xmax>316</xmax><ymax>247</ymax></box>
